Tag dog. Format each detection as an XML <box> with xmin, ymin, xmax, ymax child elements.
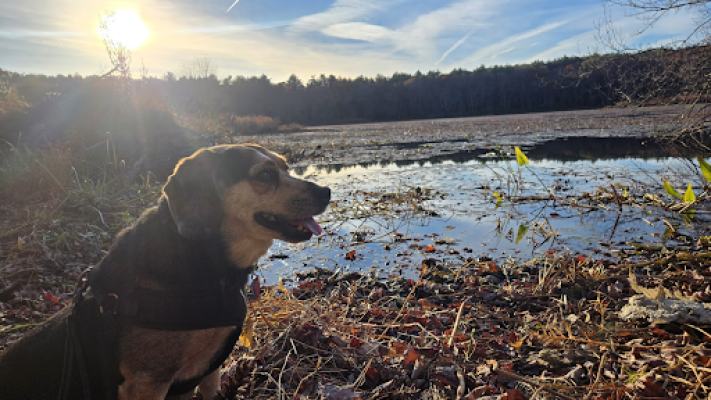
<box><xmin>0</xmin><ymin>144</ymin><xmax>331</xmax><ymax>399</ymax></box>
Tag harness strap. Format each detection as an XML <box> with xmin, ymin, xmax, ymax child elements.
<box><xmin>115</xmin><ymin>282</ymin><xmax>247</xmax><ymax>330</ymax></box>
<box><xmin>60</xmin><ymin>266</ymin><xmax>252</xmax><ymax>399</ymax></box>
<box><xmin>58</xmin><ymin>268</ymin><xmax>93</xmax><ymax>400</ymax></box>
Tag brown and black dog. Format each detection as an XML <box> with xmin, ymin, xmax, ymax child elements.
<box><xmin>0</xmin><ymin>144</ymin><xmax>331</xmax><ymax>399</ymax></box>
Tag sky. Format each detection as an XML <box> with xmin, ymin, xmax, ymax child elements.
<box><xmin>0</xmin><ymin>0</ymin><xmax>705</xmax><ymax>82</ymax></box>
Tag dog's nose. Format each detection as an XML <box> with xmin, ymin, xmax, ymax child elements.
<box><xmin>316</xmin><ymin>186</ymin><xmax>331</xmax><ymax>201</ymax></box>
<box><xmin>311</xmin><ymin>184</ymin><xmax>331</xmax><ymax>204</ymax></box>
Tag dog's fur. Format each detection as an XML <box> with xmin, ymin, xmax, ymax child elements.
<box><xmin>0</xmin><ymin>144</ymin><xmax>331</xmax><ymax>399</ymax></box>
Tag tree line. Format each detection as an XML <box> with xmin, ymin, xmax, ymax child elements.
<box><xmin>0</xmin><ymin>44</ymin><xmax>708</xmax><ymax>136</ymax></box>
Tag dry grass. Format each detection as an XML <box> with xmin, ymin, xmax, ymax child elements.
<box><xmin>220</xmin><ymin>248</ymin><xmax>711</xmax><ymax>399</ymax></box>
<box><xmin>0</xmin><ymin>144</ymin><xmax>74</xmax><ymax>202</ymax></box>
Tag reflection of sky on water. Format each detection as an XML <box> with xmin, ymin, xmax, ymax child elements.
<box><xmin>258</xmin><ymin>156</ymin><xmax>699</xmax><ymax>285</ymax></box>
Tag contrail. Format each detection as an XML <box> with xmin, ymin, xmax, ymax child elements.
<box><xmin>436</xmin><ymin>29</ymin><xmax>475</xmax><ymax>66</ymax></box>
<box><xmin>226</xmin><ymin>0</ymin><xmax>240</xmax><ymax>13</ymax></box>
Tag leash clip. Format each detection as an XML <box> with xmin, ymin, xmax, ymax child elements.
<box><xmin>72</xmin><ymin>267</ymin><xmax>93</xmax><ymax>307</ymax></box>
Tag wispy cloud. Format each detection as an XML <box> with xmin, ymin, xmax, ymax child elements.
<box><xmin>527</xmin><ymin>7</ymin><xmax>703</xmax><ymax>63</ymax></box>
<box><xmin>455</xmin><ymin>20</ymin><xmax>569</xmax><ymax>67</ymax></box>
<box><xmin>394</xmin><ymin>0</ymin><xmax>500</xmax><ymax>60</ymax></box>
<box><xmin>226</xmin><ymin>0</ymin><xmax>240</xmax><ymax>13</ymax></box>
<box><xmin>436</xmin><ymin>29</ymin><xmax>475</xmax><ymax>66</ymax></box>
<box><xmin>304</xmin><ymin>0</ymin><xmax>502</xmax><ymax>64</ymax></box>
<box><xmin>289</xmin><ymin>0</ymin><xmax>397</xmax><ymax>33</ymax></box>
<box><xmin>0</xmin><ymin>0</ymin><xmax>704</xmax><ymax>81</ymax></box>
<box><xmin>321</xmin><ymin>22</ymin><xmax>392</xmax><ymax>42</ymax></box>
<box><xmin>0</xmin><ymin>31</ymin><xmax>82</xmax><ymax>38</ymax></box>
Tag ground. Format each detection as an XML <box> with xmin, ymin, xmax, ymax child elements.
<box><xmin>1</xmin><ymin>105</ymin><xmax>710</xmax><ymax>399</ymax></box>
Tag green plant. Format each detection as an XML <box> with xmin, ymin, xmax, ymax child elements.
<box><xmin>487</xmin><ymin>146</ymin><xmax>557</xmax><ymax>248</ymax></box>
<box><xmin>662</xmin><ymin>156</ymin><xmax>711</xmax><ymax>217</ymax></box>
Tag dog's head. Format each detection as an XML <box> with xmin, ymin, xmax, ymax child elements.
<box><xmin>163</xmin><ymin>144</ymin><xmax>330</xmax><ymax>248</ymax></box>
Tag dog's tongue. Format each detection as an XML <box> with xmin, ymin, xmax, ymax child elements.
<box><xmin>293</xmin><ymin>218</ymin><xmax>322</xmax><ymax>236</ymax></box>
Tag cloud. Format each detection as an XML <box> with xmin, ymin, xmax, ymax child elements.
<box><xmin>226</xmin><ymin>0</ymin><xmax>240</xmax><ymax>13</ymax></box>
<box><xmin>526</xmin><ymin>6</ymin><xmax>704</xmax><ymax>63</ymax></box>
<box><xmin>2</xmin><ymin>0</ymin><xmax>705</xmax><ymax>81</ymax></box>
<box><xmin>320</xmin><ymin>22</ymin><xmax>392</xmax><ymax>42</ymax></box>
<box><xmin>455</xmin><ymin>19</ymin><xmax>570</xmax><ymax>67</ymax></box>
<box><xmin>289</xmin><ymin>0</ymin><xmax>397</xmax><ymax>33</ymax></box>
<box><xmin>304</xmin><ymin>0</ymin><xmax>502</xmax><ymax>63</ymax></box>
<box><xmin>391</xmin><ymin>0</ymin><xmax>501</xmax><ymax>59</ymax></box>
<box><xmin>436</xmin><ymin>29</ymin><xmax>475</xmax><ymax>66</ymax></box>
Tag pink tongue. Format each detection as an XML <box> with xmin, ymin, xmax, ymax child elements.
<box><xmin>294</xmin><ymin>218</ymin><xmax>322</xmax><ymax>236</ymax></box>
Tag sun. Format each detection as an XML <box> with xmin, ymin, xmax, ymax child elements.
<box><xmin>98</xmin><ymin>9</ymin><xmax>150</xmax><ymax>50</ymax></box>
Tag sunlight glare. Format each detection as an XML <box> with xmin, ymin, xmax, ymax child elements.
<box><xmin>99</xmin><ymin>9</ymin><xmax>150</xmax><ymax>50</ymax></box>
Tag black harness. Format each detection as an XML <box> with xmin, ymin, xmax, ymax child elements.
<box><xmin>59</xmin><ymin>266</ymin><xmax>252</xmax><ymax>399</ymax></box>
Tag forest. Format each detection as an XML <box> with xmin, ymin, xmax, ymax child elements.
<box><xmin>0</xmin><ymin>44</ymin><xmax>709</xmax><ymax>146</ymax></box>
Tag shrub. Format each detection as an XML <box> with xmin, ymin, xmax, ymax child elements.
<box><xmin>277</xmin><ymin>123</ymin><xmax>304</xmax><ymax>133</ymax></box>
<box><xmin>230</xmin><ymin>115</ymin><xmax>280</xmax><ymax>135</ymax></box>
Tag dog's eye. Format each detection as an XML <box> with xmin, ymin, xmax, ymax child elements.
<box><xmin>254</xmin><ymin>169</ymin><xmax>278</xmax><ymax>184</ymax></box>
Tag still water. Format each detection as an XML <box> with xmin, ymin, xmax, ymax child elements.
<box><xmin>258</xmin><ymin>138</ymin><xmax>708</xmax><ymax>285</ymax></box>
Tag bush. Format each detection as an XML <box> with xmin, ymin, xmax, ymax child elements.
<box><xmin>277</xmin><ymin>123</ymin><xmax>304</xmax><ymax>133</ymax></box>
<box><xmin>230</xmin><ymin>115</ymin><xmax>280</xmax><ymax>135</ymax></box>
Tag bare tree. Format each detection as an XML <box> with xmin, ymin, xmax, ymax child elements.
<box><xmin>608</xmin><ymin>0</ymin><xmax>711</xmax><ymax>41</ymax></box>
<box><xmin>98</xmin><ymin>10</ymin><xmax>132</xmax><ymax>79</ymax></box>
<box><xmin>179</xmin><ymin>58</ymin><xmax>218</xmax><ymax>80</ymax></box>
<box><xmin>594</xmin><ymin>0</ymin><xmax>711</xmax><ymax>151</ymax></box>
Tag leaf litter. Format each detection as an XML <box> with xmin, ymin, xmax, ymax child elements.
<box><xmin>1</xmin><ymin>107</ymin><xmax>711</xmax><ymax>399</ymax></box>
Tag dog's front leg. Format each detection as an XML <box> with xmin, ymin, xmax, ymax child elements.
<box><xmin>196</xmin><ymin>368</ymin><xmax>221</xmax><ymax>399</ymax></box>
<box><xmin>118</xmin><ymin>373</ymin><xmax>172</xmax><ymax>400</ymax></box>
<box><xmin>165</xmin><ymin>390</ymin><xmax>197</xmax><ymax>400</ymax></box>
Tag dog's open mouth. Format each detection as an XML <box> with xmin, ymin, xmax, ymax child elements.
<box><xmin>254</xmin><ymin>212</ymin><xmax>323</xmax><ymax>241</ymax></box>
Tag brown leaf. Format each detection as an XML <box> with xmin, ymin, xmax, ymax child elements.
<box><xmin>391</xmin><ymin>341</ymin><xmax>408</xmax><ymax>355</ymax></box>
<box><xmin>634</xmin><ymin>375</ymin><xmax>673</xmax><ymax>399</ymax></box>
<box><xmin>403</xmin><ymin>347</ymin><xmax>419</xmax><ymax>366</ymax></box>
<box><xmin>250</xmin><ymin>276</ymin><xmax>261</xmax><ymax>301</ymax></box>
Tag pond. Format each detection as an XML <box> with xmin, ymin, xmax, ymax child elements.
<box><xmin>257</xmin><ymin>137</ymin><xmax>711</xmax><ymax>285</ymax></box>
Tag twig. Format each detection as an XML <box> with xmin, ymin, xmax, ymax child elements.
<box><xmin>448</xmin><ymin>298</ymin><xmax>468</xmax><ymax>347</ymax></box>
<box><xmin>376</xmin><ymin>282</ymin><xmax>420</xmax><ymax>341</ymax></box>
<box><xmin>353</xmin><ymin>358</ymin><xmax>372</xmax><ymax>389</ymax></box>
<box><xmin>493</xmin><ymin>365</ymin><xmax>577</xmax><ymax>400</ymax></box>
<box><xmin>455</xmin><ymin>364</ymin><xmax>466</xmax><ymax>400</ymax></box>
<box><xmin>583</xmin><ymin>351</ymin><xmax>608</xmax><ymax>400</ymax></box>
<box><xmin>609</xmin><ymin>184</ymin><xmax>623</xmax><ymax>212</ymax></box>
<box><xmin>90</xmin><ymin>206</ymin><xmax>109</xmax><ymax>228</ymax></box>
<box><xmin>277</xmin><ymin>349</ymin><xmax>291</xmax><ymax>400</ymax></box>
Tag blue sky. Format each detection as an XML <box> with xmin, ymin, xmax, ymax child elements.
<box><xmin>0</xmin><ymin>0</ymin><xmax>702</xmax><ymax>81</ymax></box>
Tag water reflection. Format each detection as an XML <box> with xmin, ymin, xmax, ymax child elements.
<box><xmin>291</xmin><ymin>136</ymin><xmax>697</xmax><ymax>176</ymax></box>
<box><xmin>261</xmin><ymin>137</ymin><xmax>707</xmax><ymax>286</ymax></box>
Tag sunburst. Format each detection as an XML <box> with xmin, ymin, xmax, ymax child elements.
<box><xmin>98</xmin><ymin>9</ymin><xmax>150</xmax><ymax>50</ymax></box>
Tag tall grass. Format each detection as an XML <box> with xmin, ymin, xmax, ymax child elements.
<box><xmin>0</xmin><ymin>138</ymin><xmax>161</xmax><ymax>207</ymax></box>
<box><xmin>0</xmin><ymin>143</ymin><xmax>73</xmax><ymax>202</ymax></box>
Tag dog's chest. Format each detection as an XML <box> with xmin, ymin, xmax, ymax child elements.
<box><xmin>118</xmin><ymin>325</ymin><xmax>236</xmax><ymax>384</ymax></box>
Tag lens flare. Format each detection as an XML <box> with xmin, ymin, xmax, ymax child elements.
<box><xmin>99</xmin><ymin>9</ymin><xmax>150</xmax><ymax>50</ymax></box>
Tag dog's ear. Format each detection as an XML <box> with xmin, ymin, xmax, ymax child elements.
<box><xmin>163</xmin><ymin>148</ymin><xmax>224</xmax><ymax>239</ymax></box>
